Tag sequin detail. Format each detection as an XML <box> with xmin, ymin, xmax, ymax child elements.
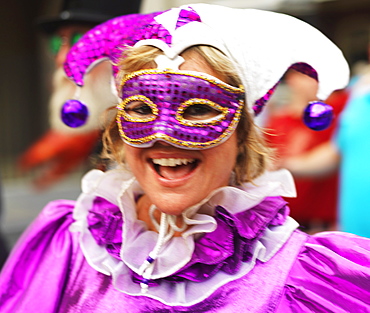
<box><xmin>117</xmin><ymin>69</ymin><xmax>245</xmax><ymax>149</ymax></box>
<box><xmin>63</xmin><ymin>8</ymin><xmax>203</xmax><ymax>87</ymax></box>
<box><xmin>176</xmin><ymin>8</ymin><xmax>202</xmax><ymax>29</ymax></box>
<box><xmin>253</xmin><ymin>84</ymin><xmax>278</xmax><ymax>116</ymax></box>
<box><xmin>64</xmin><ymin>12</ymin><xmax>163</xmax><ymax>87</ymax></box>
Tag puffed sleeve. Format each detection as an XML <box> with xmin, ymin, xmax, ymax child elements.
<box><xmin>277</xmin><ymin>231</ymin><xmax>370</xmax><ymax>313</ymax></box>
<box><xmin>0</xmin><ymin>200</ymin><xmax>79</xmax><ymax>313</ymax></box>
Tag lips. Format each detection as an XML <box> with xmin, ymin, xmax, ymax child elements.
<box><xmin>151</xmin><ymin>158</ymin><xmax>198</xmax><ymax>180</ymax></box>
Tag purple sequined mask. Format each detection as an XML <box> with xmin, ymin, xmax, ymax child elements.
<box><xmin>117</xmin><ymin>69</ymin><xmax>245</xmax><ymax>149</ymax></box>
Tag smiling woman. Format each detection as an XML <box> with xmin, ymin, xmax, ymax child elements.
<box><xmin>108</xmin><ymin>45</ymin><xmax>269</xmax><ymax>186</ymax></box>
<box><xmin>0</xmin><ymin>4</ymin><xmax>369</xmax><ymax>313</ymax></box>
<box><xmin>104</xmin><ymin>45</ymin><xmax>267</xmax><ymax>218</ymax></box>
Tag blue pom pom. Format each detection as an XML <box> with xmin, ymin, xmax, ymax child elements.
<box><xmin>61</xmin><ymin>99</ymin><xmax>89</xmax><ymax>128</ymax></box>
<box><xmin>303</xmin><ymin>101</ymin><xmax>333</xmax><ymax>131</ymax></box>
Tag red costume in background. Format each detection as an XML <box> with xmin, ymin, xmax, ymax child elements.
<box><xmin>265</xmin><ymin>90</ymin><xmax>348</xmax><ymax>229</ymax></box>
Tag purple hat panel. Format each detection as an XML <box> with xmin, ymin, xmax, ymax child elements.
<box><xmin>63</xmin><ymin>12</ymin><xmax>164</xmax><ymax>87</ymax></box>
<box><xmin>175</xmin><ymin>7</ymin><xmax>202</xmax><ymax>28</ymax></box>
<box><xmin>253</xmin><ymin>62</ymin><xmax>318</xmax><ymax>115</ymax></box>
<box><xmin>63</xmin><ymin>7</ymin><xmax>207</xmax><ymax>88</ymax></box>
<box><xmin>117</xmin><ymin>70</ymin><xmax>244</xmax><ymax>149</ymax></box>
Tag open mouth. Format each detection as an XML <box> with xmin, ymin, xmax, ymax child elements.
<box><xmin>151</xmin><ymin>158</ymin><xmax>198</xmax><ymax>180</ymax></box>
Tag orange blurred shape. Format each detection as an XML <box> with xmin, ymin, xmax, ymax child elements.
<box><xmin>18</xmin><ymin>129</ymin><xmax>100</xmax><ymax>190</ymax></box>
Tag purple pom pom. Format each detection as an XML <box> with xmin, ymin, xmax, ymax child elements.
<box><xmin>303</xmin><ymin>101</ymin><xmax>333</xmax><ymax>131</ymax></box>
<box><xmin>61</xmin><ymin>99</ymin><xmax>89</xmax><ymax>128</ymax></box>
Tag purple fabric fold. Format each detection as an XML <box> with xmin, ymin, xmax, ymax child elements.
<box><xmin>86</xmin><ymin>196</ymin><xmax>289</xmax><ymax>284</ymax></box>
<box><xmin>0</xmin><ymin>200</ymin><xmax>78</xmax><ymax>313</ymax></box>
<box><xmin>87</xmin><ymin>197</ymin><xmax>123</xmax><ymax>260</ymax></box>
<box><xmin>1</xmin><ymin>198</ymin><xmax>370</xmax><ymax>312</ymax></box>
<box><xmin>277</xmin><ymin>232</ymin><xmax>370</xmax><ymax>312</ymax></box>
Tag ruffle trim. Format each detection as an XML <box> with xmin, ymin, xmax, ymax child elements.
<box><xmin>88</xmin><ymin>196</ymin><xmax>289</xmax><ymax>285</ymax></box>
<box><xmin>70</xmin><ymin>168</ymin><xmax>299</xmax><ymax>305</ymax></box>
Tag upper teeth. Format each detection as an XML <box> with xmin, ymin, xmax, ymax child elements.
<box><xmin>152</xmin><ymin>158</ymin><xmax>195</xmax><ymax>167</ymax></box>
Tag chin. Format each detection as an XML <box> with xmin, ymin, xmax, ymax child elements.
<box><xmin>151</xmin><ymin>193</ymin><xmax>200</xmax><ymax>216</ymax></box>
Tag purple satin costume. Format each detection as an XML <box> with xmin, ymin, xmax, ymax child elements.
<box><xmin>0</xmin><ymin>182</ymin><xmax>369</xmax><ymax>312</ymax></box>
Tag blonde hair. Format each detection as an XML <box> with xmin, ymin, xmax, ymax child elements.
<box><xmin>102</xmin><ymin>45</ymin><xmax>272</xmax><ymax>185</ymax></box>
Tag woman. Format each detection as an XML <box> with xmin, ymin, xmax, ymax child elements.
<box><xmin>0</xmin><ymin>4</ymin><xmax>369</xmax><ymax>312</ymax></box>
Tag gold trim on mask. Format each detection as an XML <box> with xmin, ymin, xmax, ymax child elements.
<box><xmin>116</xmin><ymin>104</ymin><xmax>243</xmax><ymax>149</ymax></box>
<box><xmin>176</xmin><ymin>98</ymin><xmax>229</xmax><ymax>126</ymax></box>
<box><xmin>117</xmin><ymin>95</ymin><xmax>158</xmax><ymax>123</ymax></box>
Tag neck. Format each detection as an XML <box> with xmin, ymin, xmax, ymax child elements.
<box><xmin>136</xmin><ymin>194</ymin><xmax>186</xmax><ymax>236</ymax></box>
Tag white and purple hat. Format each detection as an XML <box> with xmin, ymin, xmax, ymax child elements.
<box><xmin>61</xmin><ymin>4</ymin><xmax>350</xmax><ymax>148</ymax></box>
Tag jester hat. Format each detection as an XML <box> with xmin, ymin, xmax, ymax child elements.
<box><xmin>62</xmin><ymin>4</ymin><xmax>349</xmax><ymax>136</ymax></box>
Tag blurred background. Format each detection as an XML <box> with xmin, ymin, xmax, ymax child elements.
<box><xmin>1</xmin><ymin>0</ymin><xmax>370</xmax><ymax>249</ymax></box>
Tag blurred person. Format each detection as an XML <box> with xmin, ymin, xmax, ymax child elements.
<box><xmin>284</xmin><ymin>54</ymin><xmax>370</xmax><ymax>238</ymax></box>
<box><xmin>18</xmin><ymin>0</ymin><xmax>142</xmax><ymax>190</ymax></box>
<box><xmin>265</xmin><ymin>70</ymin><xmax>347</xmax><ymax>233</ymax></box>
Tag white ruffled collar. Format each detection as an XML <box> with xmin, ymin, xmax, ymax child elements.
<box><xmin>70</xmin><ymin>168</ymin><xmax>298</xmax><ymax>306</ymax></box>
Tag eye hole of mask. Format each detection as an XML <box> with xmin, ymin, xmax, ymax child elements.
<box><xmin>182</xmin><ymin>103</ymin><xmax>223</xmax><ymax>121</ymax></box>
<box><xmin>124</xmin><ymin>101</ymin><xmax>156</xmax><ymax>119</ymax></box>
<box><xmin>178</xmin><ymin>99</ymin><xmax>228</xmax><ymax>124</ymax></box>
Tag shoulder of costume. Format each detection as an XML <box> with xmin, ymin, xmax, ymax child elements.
<box><xmin>12</xmin><ymin>199</ymin><xmax>78</xmax><ymax>255</ymax></box>
<box><xmin>278</xmin><ymin>231</ymin><xmax>370</xmax><ymax>311</ymax></box>
<box><xmin>0</xmin><ymin>199</ymin><xmax>79</xmax><ymax>310</ymax></box>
